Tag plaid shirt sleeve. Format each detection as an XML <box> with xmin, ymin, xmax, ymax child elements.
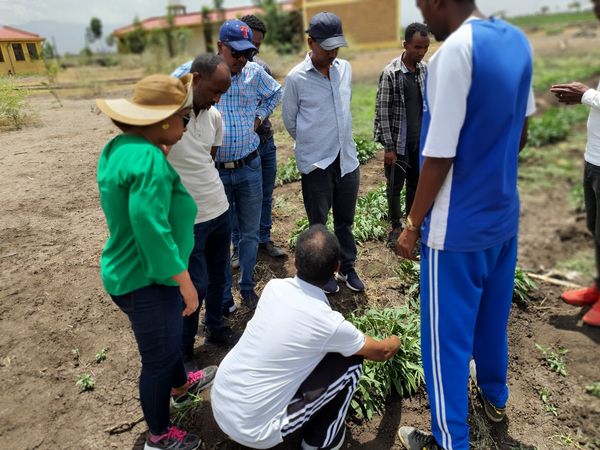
<box><xmin>374</xmin><ymin>68</ymin><xmax>398</xmax><ymax>151</ymax></box>
<box><xmin>170</xmin><ymin>61</ymin><xmax>192</xmax><ymax>78</ymax></box>
<box><xmin>255</xmin><ymin>67</ymin><xmax>282</xmax><ymax>120</ymax></box>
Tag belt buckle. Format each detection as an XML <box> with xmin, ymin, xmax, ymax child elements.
<box><xmin>223</xmin><ymin>161</ymin><xmax>236</xmax><ymax>169</ymax></box>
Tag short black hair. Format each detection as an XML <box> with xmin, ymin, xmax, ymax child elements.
<box><xmin>295</xmin><ymin>225</ymin><xmax>340</xmax><ymax>286</ymax></box>
<box><xmin>405</xmin><ymin>22</ymin><xmax>429</xmax><ymax>42</ymax></box>
<box><xmin>190</xmin><ymin>53</ymin><xmax>226</xmax><ymax>78</ymax></box>
<box><xmin>240</xmin><ymin>14</ymin><xmax>267</xmax><ymax>35</ymax></box>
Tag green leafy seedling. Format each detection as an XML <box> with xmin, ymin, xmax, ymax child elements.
<box><xmin>95</xmin><ymin>347</ymin><xmax>109</xmax><ymax>363</ymax></box>
<box><xmin>76</xmin><ymin>374</ymin><xmax>96</xmax><ymax>392</ymax></box>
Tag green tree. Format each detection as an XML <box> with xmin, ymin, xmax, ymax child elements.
<box><xmin>124</xmin><ymin>17</ymin><xmax>147</xmax><ymax>54</ymax></box>
<box><xmin>86</xmin><ymin>17</ymin><xmax>103</xmax><ymax>45</ymax></box>
<box><xmin>254</xmin><ymin>0</ymin><xmax>303</xmax><ymax>54</ymax></box>
<box><xmin>43</xmin><ymin>41</ymin><xmax>55</xmax><ymax>59</ymax></box>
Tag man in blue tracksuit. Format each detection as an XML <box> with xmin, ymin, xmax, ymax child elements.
<box><xmin>396</xmin><ymin>1</ymin><xmax>536</xmax><ymax>449</ymax></box>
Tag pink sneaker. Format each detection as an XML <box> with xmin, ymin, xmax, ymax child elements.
<box><xmin>145</xmin><ymin>425</ymin><xmax>200</xmax><ymax>450</ymax></box>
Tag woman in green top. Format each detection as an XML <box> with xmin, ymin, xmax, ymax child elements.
<box><xmin>96</xmin><ymin>74</ymin><xmax>214</xmax><ymax>450</ymax></box>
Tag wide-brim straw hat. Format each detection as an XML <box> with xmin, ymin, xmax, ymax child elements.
<box><xmin>96</xmin><ymin>73</ymin><xmax>193</xmax><ymax>127</ymax></box>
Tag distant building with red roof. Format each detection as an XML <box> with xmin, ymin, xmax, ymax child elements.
<box><xmin>0</xmin><ymin>26</ymin><xmax>46</xmax><ymax>75</ymax></box>
<box><xmin>112</xmin><ymin>1</ymin><xmax>295</xmax><ymax>55</ymax></box>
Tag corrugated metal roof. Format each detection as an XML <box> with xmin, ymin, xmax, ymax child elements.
<box><xmin>113</xmin><ymin>1</ymin><xmax>295</xmax><ymax>36</ymax></box>
<box><xmin>0</xmin><ymin>26</ymin><xmax>45</xmax><ymax>41</ymax></box>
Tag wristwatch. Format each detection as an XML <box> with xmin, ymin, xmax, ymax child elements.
<box><xmin>255</xmin><ymin>115</ymin><xmax>264</xmax><ymax>125</ymax></box>
<box><xmin>406</xmin><ymin>216</ymin><xmax>420</xmax><ymax>233</ymax></box>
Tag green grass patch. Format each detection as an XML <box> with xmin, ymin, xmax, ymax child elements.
<box><xmin>586</xmin><ymin>382</ymin><xmax>600</xmax><ymax>398</ymax></box>
<box><xmin>533</xmin><ymin>52</ymin><xmax>600</xmax><ymax>93</ymax></box>
<box><xmin>351</xmin><ymin>83</ymin><xmax>377</xmax><ymax>137</ymax></box>
<box><xmin>348</xmin><ymin>306</ymin><xmax>424</xmax><ymax>420</ymax></box>
<box><xmin>508</xmin><ymin>11</ymin><xmax>597</xmax><ymax>30</ymax></box>
<box><xmin>287</xmin><ymin>184</ymin><xmax>388</xmax><ymax>247</ymax></box>
<box><xmin>513</xmin><ymin>267</ymin><xmax>538</xmax><ymax>306</ymax></box>
<box><xmin>0</xmin><ymin>77</ymin><xmax>30</xmax><ymax>129</ymax></box>
<box><xmin>535</xmin><ymin>343</ymin><xmax>569</xmax><ymax>377</ymax></box>
<box><xmin>527</xmin><ymin>105</ymin><xmax>590</xmax><ymax>147</ymax></box>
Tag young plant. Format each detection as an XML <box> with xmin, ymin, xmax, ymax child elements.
<box><xmin>0</xmin><ymin>77</ymin><xmax>30</xmax><ymax>129</ymax></box>
<box><xmin>95</xmin><ymin>347</ymin><xmax>109</xmax><ymax>363</ymax></box>
<box><xmin>586</xmin><ymin>382</ymin><xmax>600</xmax><ymax>398</ymax></box>
<box><xmin>276</xmin><ymin>155</ymin><xmax>301</xmax><ymax>185</ymax></box>
<box><xmin>354</xmin><ymin>136</ymin><xmax>381</xmax><ymax>164</ymax></box>
<box><xmin>76</xmin><ymin>373</ymin><xmax>96</xmax><ymax>392</ymax></box>
<box><xmin>535</xmin><ymin>343</ymin><xmax>568</xmax><ymax>376</ymax></box>
<box><xmin>348</xmin><ymin>306</ymin><xmax>424</xmax><ymax>420</ymax></box>
<box><xmin>513</xmin><ymin>266</ymin><xmax>538</xmax><ymax>306</ymax></box>
<box><xmin>538</xmin><ymin>387</ymin><xmax>558</xmax><ymax>416</ymax></box>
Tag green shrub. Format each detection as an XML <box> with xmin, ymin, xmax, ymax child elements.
<box><xmin>355</xmin><ymin>136</ymin><xmax>381</xmax><ymax>164</ymax></box>
<box><xmin>513</xmin><ymin>266</ymin><xmax>538</xmax><ymax>306</ymax></box>
<box><xmin>348</xmin><ymin>306</ymin><xmax>424</xmax><ymax>420</ymax></box>
<box><xmin>527</xmin><ymin>106</ymin><xmax>589</xmax><ymax>148</ymax></box>
<box><xmin>276</xmin><ymin>155</ymin><xmax>301</xmax><ymax>185</ymax></box>
<box><xmin>0</xmin><ymin>77</ymin><xmax>29</xmax><ymax>129</ymax></box>
<box><xmin>533</xmin><ymin>52</ymin><xmax>600</xmax><ymax>93</ymax></box>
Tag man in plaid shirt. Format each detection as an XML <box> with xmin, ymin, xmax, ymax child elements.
<box><xmin>374</xmin><ymin>23</ymin><xmax>429</xmax><ymax>247</ymax></box>
<box><xmin>172</xmin><ymin>20</ymin><xmax>282</xmax><ymax>309</ymax></box>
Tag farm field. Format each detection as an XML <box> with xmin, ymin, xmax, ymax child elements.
<box><xmin>1</xmin><ymin>18</ymin><xmax>600</xmax><ymax>450</ymax></box>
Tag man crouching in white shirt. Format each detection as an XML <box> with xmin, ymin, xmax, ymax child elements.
<box><xmin>210</xmin><ymin>224</ymin><xmax>401</xmax><ymax>450</ymax></box>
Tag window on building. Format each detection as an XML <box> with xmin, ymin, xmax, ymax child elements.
<box><xmin>12</xmin><ymin>43</ymin><xmax>25</xmax><ymax>61</ymax></box>
<box><xmin>26</xmin><ymin>43</ymin><xmax>39</xmax><ymax>60</ymax></box>
<box><xmin>0</xmin><ymin>47</ymin><xmax>4</xmax><ymax>63</ymax></box>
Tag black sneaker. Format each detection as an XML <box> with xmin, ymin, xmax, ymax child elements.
<box><xmin>205</xmin><ymin>326</ymin><xmax>240</xmax><ymax>346</ymax></box>
<box><xmin>222</xmin><ymin>302</ymin><xmax>237</xmax><ymax>318</ymax></box>
<box><xmin>322</xmin><ymin>277</ymin><xmax>339</xmax><ymax>294</ymax></box>
<box><xmin>470</xmin><ymin>360</ymin><xmax>506</xmax><ymax>422</ymax></box>
<box><xmin>397</xmin><ymin>427</ymin><xmax>442</xmax><ymax>450</ymax></box>
<box><xmin>300</xmin><ymin>425</ymin><xmax>346</xmax><ymax>450</ymax></box>
<box><xmin>259</xmin><ymin>241</ymin><xmax>287</xmax><ymax>257</ymax></box>
<box><xmin>336</xmin><ymin>270</ymin><xmax>365</xmax><ymax>292</ymax></box>
<box><xmin>145</xmin><ymin>425</ymin><xmax>201</xmax><ymax>450</ymax></box>
<box><xmin>240</xmin><ymin>289</ymin><xmax>259</xmax><ymax>310</ymax></box>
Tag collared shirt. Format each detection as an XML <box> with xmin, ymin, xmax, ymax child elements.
<box><xmin>171</xmin><ymin>60</ymin><xmax>282</xmax><ymax>162</ymax></box>
<box><xmin>583</xmin><ymin>81</ymin><xmax>600</xmax><ymax>167</ymax></box>
<box><xmin>374</xmin><ymin>53</ymin><xmax>427</xmax><ymax>155</ymax></box>
<box><xmin>211</xmin><ymin>276</ymin><xmax>365</xmax><ymax>449</ymax></box>
<box><xmin>282</xmin><ymin>54</ymin><xmax>358</xmax><ymax>177</ymax></box>
<box><xmin>167</xmin><ymin>106</ymin><xmax>229</xmax><ymax>224</ymax></box>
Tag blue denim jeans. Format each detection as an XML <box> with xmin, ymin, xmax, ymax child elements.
<box><xmin>219</xmin><ymin>154</ymin><xmax>262</xmax><ymax>292</ymax></box>
<box><xmin>182</xmin><ymin>210</ymin><xmax>231</xmax><ymax>356</ymax></box>
<box><xmin>231</xmin><ymin>136</ymin><xmax>277</xmax><ymax>246</ymax></box>
<box><xmin>111</xmin><ymin>284</ymin><xmax>188</xmax><ymax>435</ymax></box>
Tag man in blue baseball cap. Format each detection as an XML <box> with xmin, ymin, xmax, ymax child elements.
<box><xmin>172</xmin><ymin>19</ymin><xmax>282</xmax><ymax>315</ymax></box>
<box><xmin>282</xmin><ymin>12</ymin><xmax>366</xmax><ymax>294</ymax></box>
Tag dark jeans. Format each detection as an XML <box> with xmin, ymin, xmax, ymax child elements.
<box><xmin>301</xmin><ymin>158</ymin><xmax>360</xmax><ymax>274</ymax></box>
<box><xmin>111</xmin><ymin>284</ymin><xmax>188</xmax><ymax>435</ymax></box>
<box><xmin>182</xmin><ymin>210</ymin><xmax>231</xmax><ymax>356</ymax></box>
<box><xmin>219</xmin><ymin>155</ymin><xmax>263</xmax><ymax>292</ymax></box>
<box><xmin>385</xmin><ymin>139</ymin><xmax>420</xmax><ymax>229</ymax></box>
<box><xmin>583</xmin><ymin>161</ymin><xmax>600</xmax><ymax>283</ymax></box>
<box><xmin>231</xmin><ymin>135</ymin><xmax>277</xmax><ymax>246</ymax></box>
<box><xmin>281</xmin><ymin>353</ymin><xmax>363</xmax><ymax>448</ymax></box>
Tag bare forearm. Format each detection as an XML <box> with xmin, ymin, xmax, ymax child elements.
<box><xmin>356</xmin><ymin>335</ymin><xmax>401</xmax><ymax>362</ymax></box>
<box><xmin>408</xmin><ymin>157</ymin><xmax>454</xmax><ymax>225</ymax></box>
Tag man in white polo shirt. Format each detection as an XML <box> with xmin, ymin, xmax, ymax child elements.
<box><xmin>168</xmin><ymin>54</ymin><xmax>239</xmax><ymax>368</ymax></box>
<box><xmin>211</xmin><ymin>225</ymin><xmax>401</xmax><ymax>450</ymax></box>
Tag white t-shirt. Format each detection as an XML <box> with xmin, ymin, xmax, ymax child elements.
<box><xmin>210</xmin><ymin>277</ymin><xmax>366</xmax><ymax>449</ymax></box>
<box><xmin>167</xmin><ymin>106</ymin><xmax>229</xmax><ymax>224</ymax></box>
<box><xmin>583</xmin><ymin>81</ymin><xmax>600</xmax><ymax>167</ymax></box>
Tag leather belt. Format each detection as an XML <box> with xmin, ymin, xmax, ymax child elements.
<box><xmin>214</xmin><ymin>150</ymin><xmax>259</xmax><ymax>170</ymax></box>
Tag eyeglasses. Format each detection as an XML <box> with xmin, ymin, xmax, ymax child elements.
<box><xmin>225</xmin><ymin>44</ymin><xmax>257</xmax><ymax>61</ymax></box>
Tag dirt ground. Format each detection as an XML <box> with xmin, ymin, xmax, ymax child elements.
<box><xmin>1</xmin><ymin>27</ymin><xmax>600</xmax><ymax>450</ymax></box>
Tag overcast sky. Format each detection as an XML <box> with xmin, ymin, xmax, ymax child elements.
<box><xmin>2</xmin><ymin>0</ymin><xmax>587</xmax><ymax>27</ymax></box>
<box><xmin>1</xmin><ymin>0</ymin><xmax>589</xmax><ymax>53</ymax></box>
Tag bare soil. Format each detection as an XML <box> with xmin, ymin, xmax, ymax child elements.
<box><xmin>2</xmin><ymin>30</ymin><xmax>600</xmax><ymax>450</ymax></box>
